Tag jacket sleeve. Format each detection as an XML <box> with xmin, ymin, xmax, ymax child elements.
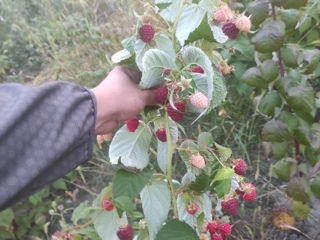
<box><xmin>0</xmin><ymin>81</ymin><xmax>96</xmax><ymax>210</ymax></box>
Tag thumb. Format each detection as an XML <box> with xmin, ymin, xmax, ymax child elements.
<box><xmin>142</xmin><ymin>89</ymin><xmax>157</xmax><ymax>106</ymax></box>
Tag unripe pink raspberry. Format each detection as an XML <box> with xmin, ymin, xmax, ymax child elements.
<box><xmin>139</xmin><ymin>24</ymin><xmax>155</xmax><ymax>43</ymax></box>
<box><xmin>235</xmin><ymin>15</ymin><xmax>251</xmax><ymax>32</ymax></box>
<box><xmin>222</xmin><ymin>20</ymin><xmax>239</xmax><ymax>40</ymax></box>
<box><xmin>190</xmin><ymin>154</ymin><xmax>206</xmax><ymax>169</ymax></box>
<box><xmin>163</xmin><ymin>68</ymin><xmax>171</xmax><ymax>75</ymax></box>
<box><xmin>190</xmin><ymin>92</ymin><xmax>209</xmax><ymax>109</ymax></box>
<box><xmin>213</xmin><ymin>5</ymin><xmax>233</xmax><ymax>22</ymax></box>
<box><xmin>211</xmin><ymin>233</ymin><xmax>223</xmax><ymax>240</ymax></box>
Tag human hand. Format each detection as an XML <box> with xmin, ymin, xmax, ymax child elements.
<box><xmin>91</xmin><ymin>66</ymin><xmax>156</xmax><ymax>135</ymax></box>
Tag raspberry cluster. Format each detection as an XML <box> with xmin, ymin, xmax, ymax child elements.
<box><xmin>204</xmin><ymin>221</ymin><xmax>232</xmax><ymax>240</ymax></box>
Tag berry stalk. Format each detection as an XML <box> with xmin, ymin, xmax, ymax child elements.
<box><xmin>165</xmin><ymin>109</ymin><xmax>178</xmax><ymax>218</ymax></box>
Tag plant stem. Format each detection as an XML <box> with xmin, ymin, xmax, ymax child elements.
<box><xmin>165</xmin><ymin>110</ymin><xmax>178</xmax><ymax>218</ymax></box>
<box><xmin>171</xmin><ymin>0</ymin><xmax>186</xmax><ymax>52</ymax></box>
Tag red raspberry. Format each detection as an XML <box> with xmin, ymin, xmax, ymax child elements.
<box><xmin>221</xmin><ymin>198</ymin><xmax>239</xmax><ymax>216</ymax></box>
<box><xmin>211</xmin><ymin>233</ymin><xmax>223</xmax><ymax>240</ymax></box>
<box><xmin>190</xmin><ymin>92</ymin><xmax>209</xmax><ymax>109</ymax></box>
<box><xmin>242</xmin><ymin>183</ymin><xmax>256</xmax><ymax>202</ymax></box>
<box><xmin>125</xmin><ymin>118</ymin><xmax>139</xmax><ymax>132</ymax></box>
<box><xmin>167</xmin><ymin>101</ymin><xmax>185</xmax><ymax>122</ymax></box>
<box><xmin>186</xmin><ymin>202</ymin><xmax>198</xmax><ymax>215</ymax></box>
<box><xmin>213</xmin><ymin>5</ymin><xmax>233</xmax><ymax>22</ymax></box>
<box><xmin>155</xmin><ymin>86</ymin><xmax>168</xmax><ymax>104</ymax></box>
<box><xmin>207</xmin><ymin>221</ymin><xmax>219</xmax><ymax>234</ymax></box>
<box><xmin>222</xmin><ymin>20</ymin><xmax>239</xmax><ymax>40</ymax></box>
<box><xmin>139</xmin><ymin>24</ymin><xmax>155</xmax><ymax>43</ymax></box>
<box><xmin>191</xmin><ymin>65</ymin><xmax>205</xmax><ymax>74</ymax></box>
<box><xmin>117</xmin><ymin>225</ymin><xmax>134</xmax><ymax>240</ymax></box>
<box><xmin>163</xmin><ymin>68</ymin><xmax>171</xmax><ymax>75</ymax></box>
<box><xmin>155</xmin><ymin>128</ymin><xmax>167</xmax><ymax>142</ymax></box>
<box><xmin>218</xmin><ymin>222</ymin><xmax>232</xmax><ymax>238</ymax></box>
<box><xmin>233</xmin><ymin>158</ymin><xmax>247</xmax><ymax>176</ymax></box>
<box><xmin>235</xmin><ymin>188</ymin><xmax>245</xmax><ymax>199</ymax></box>
<box><xmin>190</xmin><ymin>154</ymin><xmax>206</xmax><ymax>169</ymax></box>
<box><xmin>102</xmin><ymin>198</ymin><xmax>114</xmax><ymax>211</ymax></box>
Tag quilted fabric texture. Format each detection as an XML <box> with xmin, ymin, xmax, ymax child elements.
<box><xmin>0</xmin><ymin>81</ymin><xmax>96</xmax><ymax>210</ymax></box>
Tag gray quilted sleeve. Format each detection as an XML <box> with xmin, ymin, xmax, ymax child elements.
<box><xmin>0</xmin><ymin>81</ymin><xmax>96</xmax><ymax>210</ymax></box>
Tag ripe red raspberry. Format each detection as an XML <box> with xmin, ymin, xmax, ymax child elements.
<box><xmin>102</xmin><ymin>198</ymin><xmax>114</xmax><ymax>211</ymax></box>
<box><xmin>117</xmin><ymin>225</ymin><xmax>134</xmax><ymax>240</ymax></box>
<box><xmin>186</xmin><ymin>202</ymin><xmax>198</xmax><ymax>215</ymax></box>
<box><xmin>155</xmin><ymin>86</ymin><xmax>168</xmax><ymax>104</ymax></box>
<box><xmin>190</xmin><ymin>154</ymin><xmax>206</xmax><ymax>169</ymax></box>
<box><xmin>235</xmin><ymin>15</ymin><xmax>251</xmax><ymax>32</ymax></box>
<box><xmin>222</xmin><ymin>20</ymin><xmax>239</xmax><ymax>40</ymax></box>
<box><xmin>191</xmin><ymin>65</ymin><xmax>205</xmax><ymax>74</ymax></box>
<box><xmin>207</xmin><ymin>221</ymin><xmax>219</xmax><ymax>234</ymax></box>
<box><xmin>125</xmin><ymin>118</ymin><xmax>139</xmax><ymax>132</ymax></box>
<box><xmin>242</xmin><ymin>183</ymin><xmax>256</xmax><ymax>202</ymax></box>
<box><xmin>219</xmin><ymin>222</ymin><xmax>232</xmax><ymax>238</ymax></box>
<box><xmin>167</xmin><ymin>101</ymin><xmax>185</xmax><ymax>122</ymax></box>
<box><xmin>213</xmin><ymin>5</ymin><xmax>233</xmax><ymax>22</ymax></box>
<box><xmin>155</xmin><ymin>128</ymin><xmax>167</xmax><ymax>142</ymax></box>
<box><xmin>235</xmin><ymin>188</ymin><xmax>245</xmax><ymax>199</ymax></box>
<box><xmin>233</xmin><ymin>158</ymin><xmax>247</xmax><ymax>176</ymax></box>
<box><xmin>163</xmin><ymin>68</ymin><xmax>171</xmax><ymax>75</ymax></box>
<box><xmin>221</xmin><ymin>198</ymin><xmax>239</xmax><ymax>216</ymax></box>
<box><xmin>211</xmin><ymin>233</ymin><xmax>223</xmax><ymax>240</ymax></box>
<box><xmin>190</xmin><ymin>92</ymin><xmax>209</xmax><ymax>109</ymax></box>
<box><xmin>139</xmin><ymin>24</ymin><xmax>155</xmax><ymax>43</ymax></box>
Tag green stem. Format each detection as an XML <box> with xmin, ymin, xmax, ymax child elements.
<box><xmin>171</xmin><ymin>0</ymin><xmax>186</xmax><ymax>52</ymax></box>
<box><xmin>165</xmin><ymin>110</ymin><xmax>178</xmax><ymax>218</ymax></box>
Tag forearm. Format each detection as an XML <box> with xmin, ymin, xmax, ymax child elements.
<box><xmin>0</xmin><ymin>81</ymin><xmax>96</xmax><ymax>210</ymax></box>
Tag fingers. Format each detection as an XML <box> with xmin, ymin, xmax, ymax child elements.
<box><xmin>142</xmin><ymin>89</ymin><xmax>157</xmax><ymax>106</ymax></box>
<box><xmin>119</xmin><ymin>66</ymin><xmax>142</xmax><ymax>84</ymax></box>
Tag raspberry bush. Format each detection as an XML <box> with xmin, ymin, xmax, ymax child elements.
<box><xmin>69</xmin><ymin>1</ymin><xmax>260</xmax><ymax>239</ymax></box>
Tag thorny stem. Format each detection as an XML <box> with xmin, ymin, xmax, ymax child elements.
<box><xmin>165</xmin><ymin>109</ymin><xmax>178</xmax><ymax>218</ymax></box>
<box><xmin>171</xmin><ymin>0</ymin><xmax>186</xmax><ymax>52</ymax></box>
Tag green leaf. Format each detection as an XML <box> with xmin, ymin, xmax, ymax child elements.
<box><xmin>286</xmin><ymin>177</ymin><xmax>310</xmax><ymax>203</ymax></box>
<box><xmin>214</xmin><ymin>143</ymin><xmax>232</xmax><ymax>162</ymax></box>
<box><xmin>214</xmin><ymin>179</ymin><xmax>232</xmax><ymax>198</ymax></box>
<box><xmin>287</xmin><ymin>86</ymin><xmax>315</xmax><ymax>115</ymax></box>
<box><xmin>114</xmin><ymin>196</ymin><xmax>134</xmax><ymax>215</ymax></box>
<box><xmin>155</xmin><ymin>219</ymin><xmax>198</xmax><ymax>240</ymax></box>
<box><xmin>241</xmin><ymin>67</ymin><xmax>268</xmax><ymax>89</ymax></box>
<box><xmin>112</xmin><ymin>169</ymin><xmax>153</xmax><ymax>200</ymax></box>
<box><xmin>280</xmin><ymin>111</ymin><xmax>298</xmax><ymax>135</ymax></box>
<box><xmin>310</xmin><ymin>123</ymin><xmax>320</xmax><ymax>153</ymax></box>
<box><xmin>291</xmin><ymin>200</ymin><xmax>310</xmax><ymax>220</ymax></box>
<box><xmin>305</xmin><ymin>146</ymin><xmax>319</xmax><ymax>166</ymax></box>
<box><xmin>294</xmin><ymin>125</ymin><xmax>310</xmax><ymax>146</ymax></box>
<box><xmin>72</xmin><ymin>202</ymin><xmax>97</xmax><ymax>225</ymax></box>
<box><xmin>140</xmin><ymin>181</ymin><xmax>171</xmax><ymax>240</ymax></box>
<box><xmin>261</xmin><ymin>119</ymin><xmax>291</xmax><ymax>142</ymax></box>
<box><xmin>255</xmin><ymin>21</ymin><xmax>285</xmax><ymax>53</ymax></box>
<box><xmin>111</xmin><ymin>49</ymin><xmax>133</xmax><ymax>64</ymax></box>
<box><xmin>247</xmin><ymin>0</ymin><xmax>269</xmax><ymax>27</ymax></box>
<box><xmin>281</xmin><ymin>9</ymin><xmax>300</xmax><ymax>31</ymax></box>
<box><xmin>109</xmin><ymin>121</ymin><xmax>152</xmax><ymax>169</ymax></box>
<box><xmin>155</xmin><ymin>34</ymin><xmax>176</xmax><ymax>60</ymax></box>
<box><xmin>282</xmin><ymin>0</ymin><xmax>308</xmax><ymax>9</ymax></box>
<box><xmin>198</xmin><ymin>132</ymin><xmax>213</xmax><ymax>149</ymax></box>
<box><xmin>94</xmin><ymin>210</ymin><xmax>127</xmax><ymax>240</ymax></box>
<box><xmin>311</xmin><ymin>176</ymin><xmax>320</xmax><ymax>200</ymax></box>
<box><xmin>157</xmin><ymin>0</ymin><xmax>180</xmax><ymax>23</ymax></box>
<box><xmin>134</xmin><ymin>39</ymin><xmax>152</xmax><ymax>70</ymax></box>
<box><xmin>273</xmin><ymin>158</ymin><xmax>296</xmax><ymax>182</ymax></box>
<box><xmin>272</xmin><ymin>142</ymin><xmax>290</xmax><ymax>160</ymax></box>
<box><xmin>179</xmin><ymin>140</ymin><xmax>200</xmax><ymax>163</ymax></box>
<box><xmin>302</xmin><ymin>49</ymin><xmax>320</xmax><ymax>74</ymax></box>
<box><xmin>189</xmin><ymin>173</ymin><xmax>210</xmax><ymax>193</ymax></box>
<box><xmin>210</xmin><ymin>70</ymin><xmax>227</xmax><ymax>109</ymax></box>
<box><xmin>0</xmin><ymin>208</ymin><xmax>14</xmax><ymax>228</ymax></box>
<box><xmin>52</xmin><ymin>179</ymin><xmax>67</xmax><ymax>190</ymax></box>
<box><xmin>140</xmin><ymin>49</ymin><xmax>177</xmax><ymax>88</ymax></box>
<box><xmin>258</xmin><ymin>91</ymin><xmax>282</xmax><ymax>116</ymax></box>
<box><xmin>213</xmin><ymin>167</ymin><xmax>234</xmax><ymax>182</ymax></box>
<box><xmin>176</xmin><ymin>4</ymin><xmax>206</xmax><ymax>46</ymax></box>
<box><xmin>260</xmin><ymin>60</ymin><xmax>279</xmax><ymax>82</ymax></box>
<box><xmin>28</xmin><ymin>187</ymin><xmax>50</xmax><ymax>206</ymax></box>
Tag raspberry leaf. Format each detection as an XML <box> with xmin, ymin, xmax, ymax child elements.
<box><xmin>140</xmin><ymin>181</ymin><xmax>171</xmax><ymax>240</ymax></box>
<box><xmin>214</xmin><ymin>142</ymin><xmax>232</xmax><ymax>162</ymax></box>
<box><xmin>134</xmin><ymin>39</ymin><xmax>152</xmax><ymax>70</ymax></box>
<box><xmin>111</xmin><ymin>49</ymin><xmax>133</xmax><ymax>64</ymax></box>
<box><xmin>140</xmin><ymin>49</ymin><xmax>176</xmax><ymax>89</ymax></box>
<box><xmin>112</xmin><ymin>169</ymin><xmax>153</xmax><ymax>200</ymax></box>
<box><xmin>109</xmin><ymin>121</ymin><xmax>152</xmax><ymax>169</ymax></box>
<box><xmin>155</xmin><ymin>219</ymin><xmax>198</xmax><ymax>240</ymax></box>
<box><xmin>290</xmin><ymin>200</ymin><xmax>310</xmax><ymax>220</ymax></box>
<box><xmin>261</xmin><ymin>119</ymin><xmax>292</xmax><ymax>142</ymax></box>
